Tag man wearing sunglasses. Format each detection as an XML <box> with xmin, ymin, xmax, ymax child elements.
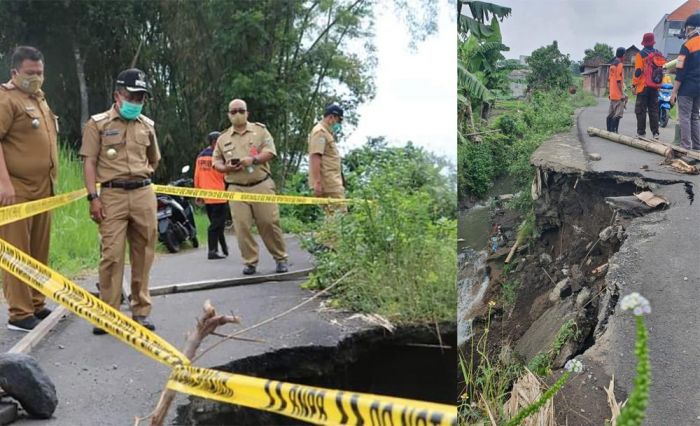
<box><xmin>212</xmin><ymin>99</ymin><xmax>288</xmax><ymax>275</ymax></box>
<box><xmin>80</xmin><ymin>68</ymin><xmax>161</xmax><ymax>334</ymax></box>
<box><xmin>307</xmin><ymin>104</ymin><xmax>346</xmax><ymax>214</ymax></box>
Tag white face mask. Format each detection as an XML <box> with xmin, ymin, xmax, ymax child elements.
<box><xmin>687</xmin><ymin>28</ymin><xmax>700</xmax><ymax>39</ymax></box>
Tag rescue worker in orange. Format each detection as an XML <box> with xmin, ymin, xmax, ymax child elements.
<box><xmin>308</xmin><ymin>104</ymin><xmax>346</xmax><ymax>214</ymax></box>
<box><xmin>194</xmin><ymin>131</ymin><xmax>229</xmax><ymax>259</ymax></box>
<box><xmin>671</xmin><ymin>12</ymin><xmax>700</xmax><ymax>153</ymax></box>
<box><xmin>607</xmin><ymin>47</ymin><xmax>627</xmax><ymax>133</ymax></box>
<box><xmin>80</xmin><ymin>68</ymin><xmax>160</xmax><ymax>334</ymax></box>
<box><xmin>633</xmin><ymin>33</ymin><xmax>662</xmax><ymax>139</ymax></box>
<box><xmin>212</xmin><ymin>99</ymin><xmax>288</xmax><ymax>275</ymax></box>
<box><xmin>0</xmin><ymin>46</ymin><xmax>58</xmax><ymax>332</ymax></box>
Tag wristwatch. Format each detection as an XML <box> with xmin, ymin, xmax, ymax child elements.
<box><xmin>252</xmin><ymin>156</ymin><xmax>260</xmax><ymax>165</ymax></box>
<box><xmin>87</xmin><ymin>193</ymin><xmax>99</xmax><ymax>202</ymax></box>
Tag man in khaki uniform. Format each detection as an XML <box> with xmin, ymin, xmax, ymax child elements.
<box><xmin>308</xmin><ymin>104</ymin><xmax>346</xmax><ymax>214</ymax></box>
<box><xmin>212</xmin><ymin>99</ymin><xmax>288</xmax><ymax>275</ymax></box>
<box><xmin>80</xmin><ymin>68</ymin><xmax>160</xmax><ymax>334</ymax></box>
<box><xmin>0</xmin><ymin>46</ymin><xmax>58</xmax><ymax>332</ymax></box>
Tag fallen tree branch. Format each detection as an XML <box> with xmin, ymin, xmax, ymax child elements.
<box><xmin>137</xmin><ymin>301</ymin><xmax>240</xmax><ymax>426</ymax></box>
<box><xmin>192</xmin><ymin>269</ymin><xmax>354</xmax><ymax>363</ymax></box>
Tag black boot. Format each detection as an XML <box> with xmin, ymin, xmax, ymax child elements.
<box><xmin>208</xmin><ymin>251</ymin><xmax>225</xmax><ymax>260</ymax></box>
<box><xmin>219</xmin><ymin>233</ymin><xmax>228</xmax><ymax>257</ymax></box>
<box><xmin>606</xmin><ymin>116</ymin><xmax>613</xmax><ymax>132</ymax></box>
<box><xmin>613</xmin><ymin>117</ymin><xmax>621</xmax><ymax>133</ymax></box>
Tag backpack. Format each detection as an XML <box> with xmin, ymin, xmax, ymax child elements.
<box><xmin>642</xmin><ymin>50</ymin><xmax>666</xmax><ymax>89</ymax></box>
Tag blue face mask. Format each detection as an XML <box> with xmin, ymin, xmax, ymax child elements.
<box><xmin>119</xmin><ymin>100</ymin><xmax>143</xmax><ymax>120</ymax></box>
<box><xmin>332</xmin><ymin>122</ymin><xmax>342</xmax><ymax>134</ymax></box>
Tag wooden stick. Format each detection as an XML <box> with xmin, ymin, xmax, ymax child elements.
<box><xmin>588</xmin><ymin>127</ymin><xmax>700</xmax><ymax>161</ymax></box>
<box><xmin>147</xmin><ymin>301</ymin><xmax>240</xmax><ymax>426</ymax></box>
<box><xmin>504</xmin><ymin>242</ymin><xmax>519</xmax><ymax>264</ymax></box>
<box><xmin>8</xmin><ymin>306</ymin><xmax>68</xmax><ymax>354</ymax></box>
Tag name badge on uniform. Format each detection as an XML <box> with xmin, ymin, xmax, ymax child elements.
<box><xmin>104</xmin><ymin>129</ymin><xmax>120</xmax><ymax>137</ymax></box>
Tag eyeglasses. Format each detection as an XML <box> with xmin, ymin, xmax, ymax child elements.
<box><xmin>229</xmin><ymin>109</ymin><xmax>247</xmax><ymax>115</ymax></box>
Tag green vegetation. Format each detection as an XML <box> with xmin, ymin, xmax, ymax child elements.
<box><xmin>459</xmin><ymin>86</ymin><xmax>595</xmax><ymax>201</ymax></box>
<box><xmin>50</xmin><ymin>146</ymin><xmax>99</xmax><ymax>277</ymax></box>
<box><xmin>526</xmin><ymin>41</ymin><xmax>574</xmax><ymax>92</ymax></box>
<box><xmin>304</xmin><ymin>139</ymin><xmax>456</xmax><ymax>323</ymax></box>
<box><xmin>459</xmin><ymin>303</ymin><xmax>523</xmax><ymax>424</ymax></box>
<box><xmin>527</xmin><ymin>319</ymin><xmax>580</xmax><ymax>376</ymax></box>
<box><xmin>583</xmin><ymin>42</ymin><xmax>614</xmax><ymax>63</ymax></box>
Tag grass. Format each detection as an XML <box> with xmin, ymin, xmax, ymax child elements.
<box><xmin>527</xmin><ymin>319</ymin><xmax>580</xmax><ymax>377</ymax></box>
<box><xmin>501</xmin><ymin>279</ymin><xmax>520</xmax><ymax>307</ymax></box>
<box><xmin>49</xmin><ymin>146</ymin><xmax>100</xmax><ymax>277</ymax></box>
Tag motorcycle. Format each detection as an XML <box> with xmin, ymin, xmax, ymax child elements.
<box><xmin>659</xmin><ymin>82</ymin><xmax>673</xmax><ymax>128</ymax></box>
<box><xmin>156</xmin><ymin>165</ymin><xmax>199</xmax><ymax>253</ymax></box>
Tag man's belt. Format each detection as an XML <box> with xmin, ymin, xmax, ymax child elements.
<box><xmin>226</xmin><ymin>175</ymin><xmax>270</xmax><ymax>188</ymax></box>
<box><xmin>101</xmin><ymin>179</ymin><xmax>152</xmax><ymax>190</ymax></box>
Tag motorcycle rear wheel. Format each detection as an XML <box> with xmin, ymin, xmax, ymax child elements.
<box><xmin>162</xmin><ymin>226</ymin><xmax>181</xmax><ymax>253</ymax></box>
<box><xmin>660</xmin><ymin>109</ymin><xmax>669</xmax><ymax>128</ymax></box>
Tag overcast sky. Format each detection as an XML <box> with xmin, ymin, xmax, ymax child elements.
<box><xmin>346</xmin><ymin>2</ymin><xmax>456</xmax><ymax>164</ymax></box>
<box><xmin>498</xmin><ymin>0</ymin><xmax>690</xmax><ymax>60</ymax></box>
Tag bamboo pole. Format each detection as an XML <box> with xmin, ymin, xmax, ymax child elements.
<box><xmin>587</xmin><ymin>127</ymin><xmax>700</xmax><ymax>161</ymax></box>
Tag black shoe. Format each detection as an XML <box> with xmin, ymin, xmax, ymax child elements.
<box><xmin>276</xmin><ymin>261</ymin><xmax>289</xmax><ymax>273</ymax></box>
<box><xmin>653</xmin><ymin>133</ymin><xmax>660</xmax><ymax>140</ymax></box>
<box><xmin>208</xmin><ymin>251</ymin><xmax>226</xmax><ymax>260</ymax></box>
<box><xmin>35</xmin><ymin>307</ymin><xmax>52</xmax><ymax>320</ymax></box>
<box><xmin>242</xmin><ymin>265</ymin><xmax>256</xmax><ymax>275</ymax></box>
<box><xmin>92</xmin><ymin>327</ymin><xmax>107</xmax><ymax>335</ymax></box>
<box><xmin>221</xmin><ymin>246</ymin><xmax>229</xmax><ymax>257</ymax></box>
<box><xmin>133</xmin><ymin>316</ymin><xmax>155</xmax><ymax>331</ymax></box>
<box><xmin>8</xmin><ymin>316</ymin><xmax>41</xmax><ymax>332</ymax></box>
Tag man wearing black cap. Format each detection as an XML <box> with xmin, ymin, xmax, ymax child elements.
<box><xmin>195</xmin><ymin>131</ymin><xmax>229</xmax><ymax>259</ymax></box>
<box><xmin>80</xmin><ymin>68</ymin><xmax>161</xmax><ymax>334</ymax></box>
<box><xmin>307</xmin><ymin>104</ymin><xmax>346</xmax><ymax>214</ymax></box>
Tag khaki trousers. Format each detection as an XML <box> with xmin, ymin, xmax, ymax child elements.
<box><xmin>0</xmin><ymin>196</ymin><xmax>50</xmax><ymax>321</ymax></box>
<box><xmin>228</xmin><ymin>178</ymin><xmax>287</xmax><ymax>266</ymax></box>
<box><xmin>98</xmin><ymin>185</ymin><xmax>156</xmax><ymax>316</ymax></box>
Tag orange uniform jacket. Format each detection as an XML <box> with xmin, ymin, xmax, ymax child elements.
<box><xmin>194</xmin><ymin>145</ymin><xmax>226</xmax><ymax>204</ymax></box>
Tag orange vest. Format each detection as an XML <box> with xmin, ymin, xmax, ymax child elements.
<box><xmin>194</xmin><ymin>145</ymin><xmax>226</xmax><ymax>204</ymax></box>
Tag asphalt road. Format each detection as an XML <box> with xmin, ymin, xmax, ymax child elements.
<box><xmin>578</xmin><ymin>100</ymin><xmax>700</xmax><ymax>425</ymax></box>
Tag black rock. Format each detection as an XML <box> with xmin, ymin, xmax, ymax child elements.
<box><xmin>0</xmin><ymin>353</ymin><xmax>57</xmax><ymax>419</ymax></box>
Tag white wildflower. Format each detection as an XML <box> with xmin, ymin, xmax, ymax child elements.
<box><xmin>620</xmin><ymin>292</ymin><xmax>651</xmax><ymax>316</ymax></box>
<box><xmin>565</xmin><ymin>359</ymin><xmax>583</xmax><ymax>373</ymax></box>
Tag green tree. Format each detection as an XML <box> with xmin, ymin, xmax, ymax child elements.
<box><xmin>583</xmin><ymin>42</ymin><xmax>613</xmax><ymax>62</ymax></box>
<box><xmin>526</xmin><ymin>41</ymin><xmax>573</xmax><ymax>91</ymax></box>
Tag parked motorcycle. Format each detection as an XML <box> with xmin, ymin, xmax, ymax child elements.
<box><xmin>659</xmin><ymin>82</ymin><xmax>673</xmax><ymax>128</ymax></box>
<box><xmin>156</xmin><ymin>165</ymin><xmax>198</xmax><ymax>253</ymax></box>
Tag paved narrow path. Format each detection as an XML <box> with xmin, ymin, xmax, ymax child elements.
<box><xmin>3</xmin><ymin>234</ymin><xmax>370</xmax><ymax>425</ymax></box>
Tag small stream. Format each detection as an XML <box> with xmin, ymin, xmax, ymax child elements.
<box><xmin>458</xmin><ymin>176</ymin><xmax>518</xmax><ymax>348</ymax></box>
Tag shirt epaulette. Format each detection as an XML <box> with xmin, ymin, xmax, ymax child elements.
<box><xmin>0</xmin><ymin>82</ymin><xmax>14</xmax><ymax>90</ymax></box>
<box><xmin>139</xmin><ymin>115</ymin><xmax>155</xmax><ymax>127</ymax></box>
<box><xmin>91</xmin><ymin>112</ymin><xmax>108</xmax><ymax>122</ymax></box>
<box><xmin>253</xmin><ymin>122</ymin><xmax>266</xmax><ymax>128</ymax></box>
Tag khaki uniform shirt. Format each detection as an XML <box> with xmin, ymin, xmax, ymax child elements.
<box><xmin>212</xmin><ymin>122</ymin><xmax>276</xmax><ymax>185</ymax></box>
<box><xmin>79</xmin><ymin>107</ymin><xmax>160</xmax><ymax>183</ymax></box>
<box><xmin>0</xmin><ymin>81</ymin><xmax>58</xmax><ymax>199</ymax></box>
<box><xmin>307</xmin><ymin>121</ymin><xmax>343</xmax><ymax>193</ymax></box>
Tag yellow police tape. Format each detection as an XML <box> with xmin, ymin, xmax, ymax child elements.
<box><xmin>0</xmin><ymin>188</ymin><xmax>87</xmax><ymax>227</ymax></box>
<box><xmin>153</xmin><ymin>184</ymin><xmax>353</xmax><ymax>205</ymax></box>
<box><xmin>167</xmin><ymin>365</ymin><xmax>457</xmax><ymax>426</ymax></box>
<box><xmin>0</xmin><ymin>236</ymin><xmax>189</xmax><ymax>367</ymax></box>
<box><xmin>0</xmin><ymin>192</ymin><xmax>454</xmax><ymax>425</ymax></box>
